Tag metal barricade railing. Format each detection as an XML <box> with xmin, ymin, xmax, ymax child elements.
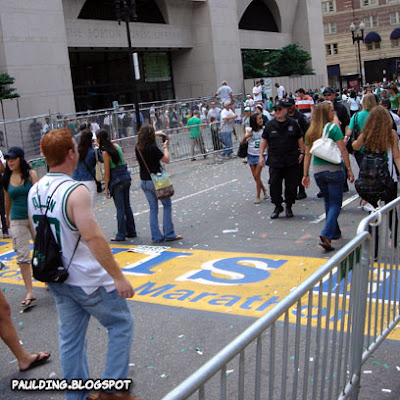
<box><xmin>162</xmin><ymin>198</ymin><xmax>400</xmax><ymax>400</ymax></box>
<box><xmin>0</xmin><ymin>95</ymin><xmax>244</xmax><ymax>159</ymax></box>
<box><xmin>28</xmin><ymin>121</ymin><xmax>245</xmax><ymax>179</ymax></box>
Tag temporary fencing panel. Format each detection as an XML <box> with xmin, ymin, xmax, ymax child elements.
<box><xmin>162</xmin><ymin>199</ymin><xmax>400</xmax><ymax>400</ymax></box>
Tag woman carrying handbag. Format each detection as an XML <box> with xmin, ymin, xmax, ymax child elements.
<box><xmin>302</xmin><ymin>101</ymin><xmax>354</xmax><ymax>252</ymax></box>
<box><xmin>135</xmin><ymin>125</ymin><xmax>182</xmax><ymax>244</ymax></box>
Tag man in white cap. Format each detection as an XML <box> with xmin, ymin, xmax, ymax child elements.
<box><xmin>216</xmin><ymin>81</ymin><xmax>233</xmax><ymax>104</ymax></box>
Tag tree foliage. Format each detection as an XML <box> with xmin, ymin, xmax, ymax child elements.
<box><xmin>0</xmin><ymin>73</ymin><xmax>20</xmax><ymax>101</ymax></box>
<box><xmin>242</xmin><ymin>44</ymin><xmax>314</xmax><ymax>79</ymax></box>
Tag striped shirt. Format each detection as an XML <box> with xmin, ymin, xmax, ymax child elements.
<box><xmin>296</xmin><ymin>95</ymin><xmax>314</xmax><ymax>116</ymax></box>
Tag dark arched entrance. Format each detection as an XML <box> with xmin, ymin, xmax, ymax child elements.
<box><xmin>239</xmin><ymin>0</ymin><xmax>278</xmax><ymax>32</ymax></box>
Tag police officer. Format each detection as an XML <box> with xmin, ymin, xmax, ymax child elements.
<box><xmin>259</xmin><ymin>100</ymin><xmax>305</xmax><ymax>219</ymax></box>
<box><xmin>283</xmin><ymin>97</ymin><xmax>309</xmax><ymax>199</ymax></box>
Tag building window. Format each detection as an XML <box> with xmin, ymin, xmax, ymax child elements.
<box><xmin>361</xmin><ymin>0</ymin><xmax>378</xmax><ymax>6</ymax></box>
<box><xmin>390</xmin><ymin>12</ymin><xmax>400</xmax><ymax>25</ymax></box>
<box><xmin>366</xmin><ymin>42</ymin><xmax>381</xmax><ymax>50</ymax></box>
<box><xmin>387</xmin><ymin>0</ymin><xmax>400</xmax><ymax>4</ymax></box>
<box><xmin>324</xmin><ymin>22</ymin><xmax>337</xmax><ymax>35</ymax></box>
<box><xmin>392</xmin><ymin>39</ymin><xmax>400</xmax><ymax>47</ymax></box>
<box><xmin>321</xmin><ymin>1</ymin><xmax>335</xmax><ymax>13</ymax></box>
<box><xmin>325</xmin><ymin>43</ymin><xmax>338</xmax><ymax>56</ymax></box>
<box><xmin>364</xmin><ymin>16</ymin><xmax>379</xmax><ymax>28</ymax></box>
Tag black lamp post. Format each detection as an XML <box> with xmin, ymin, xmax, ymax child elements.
<box><xmin>115</xmin><ymin>0</ymin><xmax>141</xmax><ymax>132</ymax></box>
<box><xmin>350</xmin><ymin>22</ymin><xmax>365</xmax><ymax>88</ymax></box>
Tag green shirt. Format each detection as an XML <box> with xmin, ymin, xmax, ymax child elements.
<box><xmin>109</xmin><ymin>144</ymin><xmax>124</xmax><ymax>169</ymax></box>
<box><xmin>8</xmin><ymin>180</ymin><xmax>32</xmax><ymax>220</ymax></box>
<box><xmin>349</xmin><ymin>110</ymin><xmax>370</xmax><ymax>131</ymax></box>
<box><xmin>390</xmin><ymin>93</ymin><xmax>400</xmax><ymax>110</ymax></box>
<box><xmin>312</xmin><ymin>123</ymin><xmax>344</xmax><ymax>166</ymax></box>
<box><xmin>187</xmin><ymin>117</ymin><xmax>202</xmax><ymax>138</ymax></box>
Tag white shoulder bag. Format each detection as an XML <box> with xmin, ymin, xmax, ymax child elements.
<box><xmin>310</xmin><ymin>123</ymin><xmax>342</xmax><ymax>164</ymax></box>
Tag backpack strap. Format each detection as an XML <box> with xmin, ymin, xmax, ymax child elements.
<box><xmin>36</xmin><ymin>179</ymin><xmax>81</xmax><ymax>271</ymax></box>
<box><xmin>37</xmin><ymin>180</ymin><xmax>71</xmax><ymax>217</ymax></box>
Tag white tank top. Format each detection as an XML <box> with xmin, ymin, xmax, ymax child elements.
<box><xmin>28</xmin><ymin>173</ymin><xmax>115</xmax><ymax>294</ymax></box>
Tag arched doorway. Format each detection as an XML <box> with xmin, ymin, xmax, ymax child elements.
<box><xmin>239</xmin><ymin>0</ymin><xmax>279</xmax><ymax>32</ymax></box>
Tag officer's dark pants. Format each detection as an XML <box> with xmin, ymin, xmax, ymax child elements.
<box><xmin>269</xmin><ymin>166</ymin><xmax>297</xmax><ymax>207</ymax></box>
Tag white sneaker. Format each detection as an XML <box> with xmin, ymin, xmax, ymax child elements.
<box><xmin>362</xmin><ymin>203</ymin><xmax>376</xmax><ymax>212</ymax></box>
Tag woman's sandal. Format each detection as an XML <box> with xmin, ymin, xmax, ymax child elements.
<box><xmin>21</xmin><ymin>298</ymin><xmax>37</xmax><ymax>309</ymax></box>
<box><xmin>319</xmin><ymin>236</ymin><xmax>335</xmax><ymax>252</ymax></box>
<box><xmin>19</xmin><ymin>352</ymin><xmax>51</xmax><ymax>372</ymax></box>
<box><xmin>164</xmin><ymin>234</ymin><xmax>183</xmax><ymax>242</ymax></box>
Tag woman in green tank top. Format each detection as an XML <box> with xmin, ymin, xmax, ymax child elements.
<box><xmin>3</xmin><ymin>147</ymin><xmax>38</xmax><ymax>309</ymax></box>
<box><xmin>97</xmin><ymin>130</ymin><xmax>136</xmax><ymax>241</ymax></box>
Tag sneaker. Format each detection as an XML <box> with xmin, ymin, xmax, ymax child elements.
<box><xmin>191</xmin><ymin>158</ymin><xmax>196</xmax><ymax>161</ymax></box>
<box><xmin>362</xmin><ymin>203</ymin><xmax>376</xmax><ymax>212</ymax></box>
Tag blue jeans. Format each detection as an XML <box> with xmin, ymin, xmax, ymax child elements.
<box><xmin>112</xmin><ymin>179</ymin><xmax>136</xmax><ymax>240</ymax></box>
<box><xmin>314</xmin><ymin>170</ymin><xmax>344</xmax><ymax>240</ymax></box>
<box><xmin>140</xmin><ymin>180</ymin><xmax>176</xmax><ymax>242</ymax></box>
<box><xmin>220</xmin><ymin>131</ymin><xmax>233</xmax><ymax>156</ymax></box>
<box><xmin>48</xmin><ymin>284</ymin><xmax>134</xmax><ymax>400</ymax></box>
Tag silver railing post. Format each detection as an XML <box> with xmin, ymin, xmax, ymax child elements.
<box><xmin>349</xmin><ymin>231</ymin><xmax>372</xmax><ymax>399</ymax></box>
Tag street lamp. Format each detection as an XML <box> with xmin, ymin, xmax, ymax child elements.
<box><xmin>350</xmin><ymin>21</ymin><xmax>365</xmax><ymax>88</ymax></box>
<box><xmin>115</xmin><ymin>0</ymin><xmax>141</xmax><ymax>133</ymax></box>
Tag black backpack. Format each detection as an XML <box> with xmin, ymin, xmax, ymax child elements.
<box><xmin>31</xmin><ymin>181</ymin><xmax>80</xmax><ymax>283</ymax></box>
<box><xmin>355</xmin><ymin>152</ymin><xmax>395</xmax><ymax>206</ymax></box>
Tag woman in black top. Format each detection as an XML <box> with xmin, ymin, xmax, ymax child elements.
<box><xmin>135</xmin><ymin>125</ymin><xmax>182</xmax><ymax>243</ymax></box>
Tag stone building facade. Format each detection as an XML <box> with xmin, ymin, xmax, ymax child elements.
<box><xmin>0</xmin><ymin>0</ymin><xmax>327</xmax><ymax>117</ymax></box>
<box><xmin>323</xmin><ymin>0</ymin><xmax>400</xmax><ymax>89</ymax></box>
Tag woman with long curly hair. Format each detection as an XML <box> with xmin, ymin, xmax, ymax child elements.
<box><xmin>72</xmin><ymin>129</ymin><xmax>102</xmax><ymax>208</ymax></box>
<box><xmin>352</xmin><ymin>105</ymin><xmax>400</xmax><ymax>205</ymax></box>
<box><xmin>345</xmin><ymin>93</ymin><xmax>377</xmax><ymax>167</ymax></box>
<box><xmin>135</xmin><ymin>125</ymin><xmax>182</xmax><ymax>243</ymax></box>
<box><xmin>302</xmin><ymin>101</ymin><xmax>354</xmax><ymax>251</ymax></box>
<box><xmin>97</xmin><ymin>129</ymin><xmax>136</xmax><ymax>241</ymax></box>
<box><xmin>3</xmin><ymin>147</ymin><xmax>38</xmax><ymax>309</ymax></box>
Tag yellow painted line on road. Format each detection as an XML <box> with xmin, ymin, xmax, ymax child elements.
<box><xmin>0</xmin><ymin>241</ymin><xmax>398</xmax><ymax>341</ymax></box>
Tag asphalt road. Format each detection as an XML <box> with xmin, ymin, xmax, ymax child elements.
<box><xmin>0</xmin><ymin>156</ymin><xmax>399</xmax><ymax>399</ymax></box>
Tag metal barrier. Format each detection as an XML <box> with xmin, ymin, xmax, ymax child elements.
<box><xmin>29</xmin><ymin>121</ymin><xmax>245</xmax><ymax>179</ymax></box>
<box><xmin>1</xmin><ymin>95</ymin><xmax>244</xmax><ymax>159</ymax></box>
<box><xmin>162</xmin><ymin>199</ymin><xmax>400</xmax><ymax>400</ymax></box>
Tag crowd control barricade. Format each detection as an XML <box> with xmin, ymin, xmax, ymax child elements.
<box><xmin>113</xmin><ymin>122</ymin><xmax>244</xmax><ymax>166</ymax></box>
<box><xmin>29</xmin><ymin>121</ymin><xmax>245</xmax><ymax>180</ymax></box>
<box><xmin>162</xmin><ymin>199</ymin><xmax>400</xmax><ymax>400</ymax></box>
<box><xmin>0</xmin><ymin>94</ymin><xmax>243</xmax><ymax>156</ymax></box>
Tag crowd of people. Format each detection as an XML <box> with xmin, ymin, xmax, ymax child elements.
<box><xmin>1</xmin><ymin>79</ymin><xmax>400</xmax><ymax>400</ymax></box>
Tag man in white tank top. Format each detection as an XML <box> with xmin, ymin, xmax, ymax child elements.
<box><xmin>28</xmin><ymin>128</ymin><xmax>138</xmax><ymax>400</ymax></box>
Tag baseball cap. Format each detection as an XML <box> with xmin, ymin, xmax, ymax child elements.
<box><xmin>323</xmin><ymin>87</ymin><xmax>336</xmax><ymax>95</ymax></box>
<box><xmin>283</xmin><ymin>97</ymin><xmax>295</xmax><ymax>107</ymax></box>
<box><xmin>244</xmin><ymin>107</ymin><xmax>251</xmax><ymax>112</ymax></box>
<box><xmin>224</xmin><ymin>100</ymin><xmax>231</xmax><ymax>107</ymax></box>
<box><xmin>274</xmin><ymin>100</ymin><xmax>286</xmax><ymax>109</ymax></box>
<box><xmin>4</xmin><ymin>146</ymin><xmax>24</xmax><ymax>159</ymax></box>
